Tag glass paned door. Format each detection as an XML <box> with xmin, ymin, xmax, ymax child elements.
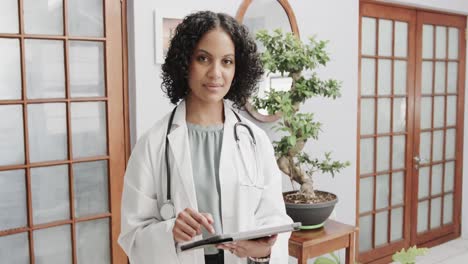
<box><xmin>413</xmin><ymin>11</ymin><xmax>465</xmax><ymax>245</ymax></box>
<box><xmin>358</xmin><ymin>4</ymin><xmax>415</xmax><ymax>262</ymax></box>
<box><xmin>0</xmin><ymin>0</ymin><xmax>127</xmax><ymax>263</ymax></box>
<box><xmin>359</xmin><ymin>3</ymin><xmax>466</xmax><ymax>264</ymax></box>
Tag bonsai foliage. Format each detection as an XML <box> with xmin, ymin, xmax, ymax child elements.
<box><xmin>253</xmin><ymin>29</ymin><xmax>349</xmax><ymax>200</ymax></box>
<box><xmin>392</xmin><ymin>246</ymin><xmax>428</xmax><ymax>264</ymax></box>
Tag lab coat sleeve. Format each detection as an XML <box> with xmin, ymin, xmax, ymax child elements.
<box><xmin>118</xmin><ymin>135</ymin><xmax>179</xmax><ymax>264</ymax></box>
<box><xmin>254</xmin><ymin>133</ymin><xmax>293</xmax><ymax>263</ymax></box>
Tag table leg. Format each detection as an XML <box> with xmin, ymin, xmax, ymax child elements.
<box><xmin>297</xmin><ymin>251</ymin><xmax>308</xmax><ymax>264</ymax></box>
<box><xmin>345</xmin><ymin>232</ymin><xmax>356</xmax><ymax>264</ymax></box>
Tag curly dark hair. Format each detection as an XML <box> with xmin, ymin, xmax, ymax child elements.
<box><xmin>161</xmin><ymin>11</ymin><xmax>264</xmax><ymax>109</ymax></box>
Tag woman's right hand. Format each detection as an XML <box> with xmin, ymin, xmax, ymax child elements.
<box><xmin>172</xmin><ymin>208</ymin><xmax>215</xmax><ymax>243</ymax></box>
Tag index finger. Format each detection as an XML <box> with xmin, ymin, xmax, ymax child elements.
<box><xmin>187</xmin><ymin>209</ymin><xmax>215</xmax><ymax>234</ymax></box>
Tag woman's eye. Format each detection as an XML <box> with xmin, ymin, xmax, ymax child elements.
<box><xmin>223</xmin><ymin>59</ymin><xmax>234</xmax><ymax>65</ymax></box>
<box><xmin>197</xmin><ymin>56</ymin><xmax>209</xmax><ymax>62</ymax></box>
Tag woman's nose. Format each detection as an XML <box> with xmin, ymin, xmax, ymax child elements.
<box><xmin>207</xmin><ymin>61</ymin><xmax>222</xmax><ymax>79</ymax></box>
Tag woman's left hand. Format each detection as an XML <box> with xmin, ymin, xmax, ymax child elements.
<box><xmin>216</xmin><ymin>234</ymin><xmax>277</xmax><ymax>258</ymax></box>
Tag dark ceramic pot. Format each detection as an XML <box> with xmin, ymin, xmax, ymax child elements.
<box><xmin>283</xmin><ymin>190</ymin><xmax>338</xmax><ymax>228</ymax></box>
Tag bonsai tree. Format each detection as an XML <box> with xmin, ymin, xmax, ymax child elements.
<box><xmin>253</xmin><ymin>29</ymin><xmax>350</xmax><ymax>203</ymax></box>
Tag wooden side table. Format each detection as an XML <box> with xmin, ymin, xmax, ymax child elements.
<box><xmin>289</xmin><ymin>220</ymin><xmax>358</xmax><ymax>264</ymax></box>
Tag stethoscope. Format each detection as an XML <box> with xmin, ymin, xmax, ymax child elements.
<box><xmin>159</xmin><ymin>106</ymin><xmax>262</xmax><ymax>221</ymax></box>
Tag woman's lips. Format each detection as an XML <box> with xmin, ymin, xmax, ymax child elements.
<box><xmin>204</xmin><ymin>84</ymin><xmax>223</xmax><ymax>91</ymax></box>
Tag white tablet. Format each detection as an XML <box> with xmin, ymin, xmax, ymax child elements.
<box><xmin>178</xmin><ymin>222</ymin><xmax>302</xmax><ymax>252</ymax></box>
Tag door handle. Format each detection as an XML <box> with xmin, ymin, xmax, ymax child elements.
<box><xmin>413</xmin><ymin>156</ymin><xmax>428</xmax><ymax>169</ymax></box>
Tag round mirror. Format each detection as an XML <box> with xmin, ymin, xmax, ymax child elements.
<box><xmin>236</xmin><ymin>0</ymin><xmax>300</xmax><ymax>122</ymax></box>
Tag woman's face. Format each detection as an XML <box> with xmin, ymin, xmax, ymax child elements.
<box><xmin>187</xmin><ymin>27</ymin><xmax>235</xmax><ymax>105</ymax></box>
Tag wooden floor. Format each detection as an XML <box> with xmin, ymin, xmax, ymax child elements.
<box><xmin>397</xmin><ymin>238</ymin><xmax>468</xmax><ymax>264</ymax></box>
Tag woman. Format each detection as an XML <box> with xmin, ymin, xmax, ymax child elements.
<box><xmin>118</xmin><ymin>11</ymin><xmax>292</xmax><ymax>264</ymax></box>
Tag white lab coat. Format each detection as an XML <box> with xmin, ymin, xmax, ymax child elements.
<box><xmin>118</xmin><ymin>100</ymin><xmax>292</xmax><ymax>264</ymax></box>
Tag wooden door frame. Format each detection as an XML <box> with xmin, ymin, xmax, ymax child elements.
<box><xmin>107</xmin><ymin>0</ymin><xmax>131</xmax><ymax>263</ymax></box>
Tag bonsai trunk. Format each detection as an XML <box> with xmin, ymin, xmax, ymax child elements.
<box><xmin>277</xmin><ymin>156</ymin><xmax>316</xmax><ymax>198</ymax></box>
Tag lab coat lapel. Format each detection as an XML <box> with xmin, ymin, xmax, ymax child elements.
<box><xmin>166</xmin><ymin>101</ymin><xmax>198</xmax><ymax>209</ymax></box>
<box><xmin>219</xmin><ymin>101</ymin><xmax>239</xmax><ymax>232</ymax></box>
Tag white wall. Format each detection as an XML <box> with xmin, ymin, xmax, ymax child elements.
<box><xmin>127</xmin><ymin>0</ymin><xmax>468</xmax><ymax>258</ymax></box>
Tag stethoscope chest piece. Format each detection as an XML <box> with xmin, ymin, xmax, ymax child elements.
<box><xmin>160</xmin><ymin>201</ymin><xmax>176</xmax><ymax>221</ymax></box>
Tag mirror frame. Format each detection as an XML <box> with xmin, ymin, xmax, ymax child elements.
<box><xmin>235</xmin><ymin>0</ymin><xmax>300</xmax><ymax>122</ymax></box>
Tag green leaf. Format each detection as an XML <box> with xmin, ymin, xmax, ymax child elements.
<box><xmin>392</xmin><ymin>246</ymin><xmax>428</xmax><ymax>264</ymax></box>
<box><xmin>287</xmin><ymin>136</ymin><xmax>296</xmax><ymax>147</ymax></box>
<box><xmin>314</xmin><ymin>257</ymin><xmax>337</xmax><ymax>264</ymax></box>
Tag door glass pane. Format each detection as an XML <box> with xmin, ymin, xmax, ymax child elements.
<box><xmin>390</xmin><ymin>207</ymin><xmax>403</xmax><ymax>242</ymax></box>
<box><xmin>377</xmin><ymin>98</ymin><xmax>391</xmax><ymax>133</ymax></box>
<box><xmin>360</xmin><ymin>138</ymin><xmax>374</xmax><ymax>174</ymax></box>
<box><xmin>0</xmin><ymin>39</ymin><xmax>22</xmax><ymax>100</ymax></box>
<box><xmin>0</xmin><ymin>232</ymin><xmax>29</xmax><ymax>264</ymax></box>
<box><xmin>421</xmin><ymin>62</ymin><xmax>433</xmax><ymax>94</ymax></box>
<box><xmin>430</xmin><ymin>197</ymin><xmax>441</xmax><ymax>229</ymax></box>
<box><xmin>417</xmin><ymin>200</ymin><xmax>428</xmax><ymax>233</ymax></box>
<box><xmin>420</xmin><ymin>97</ymin><xmax>432</xmax><ymax>129</ymax></box>
<box><xmin>375</xmin><ymin>211</ymin><xmax>388</xmax><ymax>246</ymax></box>
<box><xmin>378</xmin><ymin>59</ymin><xmax>391</xmax><ymax>95</ymax></box>
<box><xmin>376</xmin><ymin>174</ymin><xmax>389</xmax><ymax>209</ymax></box>
<box><xmin>445</xmin><ymin>129</ymin><xmax>456</xmax><ymax>160</ymax></box>
<box><xmin>392</xmin><ymin>172</ymin><xmax>404</xmax><ymax>205</ymax></box>
<box><xmin>73</xmin><ymin>160</ymin><xmax>109</xmax><ymax>217</ymax></box>
<box><xmin>24</xmin><ymin>0</ymin><xmax>63</xmax><ymax>35</ymax></box>
<box><xmin>420</xmin><ymin>132</ymin><xmax>431</xmax><ymax>162</ymax></box>
<box><xmin>31</xmin><ymin>165</ymin><xmax>70</xmax><ymax>224</ymax></box>
<box><xmin>360</xmin><ymin>99</ymin><xmax>374</xmax><ymax>135</ymax></box>
<box><xmin>76</xmin><ymin>218</ymin><xmax>110</xmax><ymax>264</ymax></box>
<box><xmin>447</xmin><ymin>62</ymin><xmax>458</xmax><ymax>93</ymax></box>
<box><xmin>448</xmin><ymin>27</ymin><xmax>459</xmax><ymax>60</ymax></box>
<box><xmin>361</xmin><ymin>17</ymin><xmax>376</xmax><ymax>56</ymax></box>
<box><xmin>431</xmin><ymin>164</ymin><xmax>443</xmax><ymax>195</ymax></box>
<box><xmin>432</xmin><ymin>130</ymin><xmax>443</xmax><ymax>161</ymax></box>
<box><xmin>394</xmin><ymin>22</ymin><xmax>408</xmax><ymax>57</ymax></box>
<box><xmin>443</xmin><ymin>194</ymin><xmax>453</xmax><ymax>224</ymax></box>
<box><xmin>377</xmin><ymin>137</ymin><xmax>390</xmax><ymax>172</ymax></box>
<box><xmin>68</xmin><ymin>0</ymin><xmax>104</xmax><ymax>37</ymax></box>
<box><xmin>360</xmin><ymin>177</ymin><xmax>374</xmax><ymax>213</ymax></box>
<box><xmin>433</xmin><ymin>96</ymin><xmax>445</xmax><ymax>128</ymax></box>
<box><xmin>359</xmin><ymin>215</ymin><xmax>372</xmax><ymax>252</ymax></box>
<box><xmin>394</xmin><ymin>60</ymin><xmax>407</xmax><ymax>95</ymax></box>
<box><xmin>392</xmin><ymin>136</ymin><xmax>405</xmax><ymax>170</ymax></box>
<box><xmin>69</xmin><ymin>41</ymin><xmax>105</xmax><ymax>98</ymax></box>
<box><xmin>34</xmin><ymin>225</ymin><xmax>72</xmax><ymax>264</ymax></box>
<box><xmin>0</xmin><ymin>105</ymin><xmax>24</xmax><ymax>166</ymax></box>
<box><xmin>447</xmin><ymin>96</ymin><xmax>457</xmax><ymax>126</ymax></box>
<box><xmin>444</xmin><ymin>162</ymin><xmax>455</xmax><ymax>192</ymax></box>
<box><xmin>393</xmin><ymin>98</ymin><xmax>406</xmax><ymax>132</ymax></box>
<box><xmin>25</xmin><ymin>40</ymin><xmax>65</xmax><ymax>99</ymax></box>
<box><xmin>28</xmin><ymin>103</ymin><xmax>68</xmax><ymax>163</ymax></box>
<box><xmin>378</xmin><ymin>19</ymin><xmax>392</xmax><ymax>56</ymax></box>
<box><xmin>434</xmin><ymin>62</ymin><xmax>446</xmax><ymax>94</ymax></box>
<box><xmin>71</xmin><ymin>102</ymin><xmax>107</xmax><ymax>158</ymax></box>
<box><xmin>0</xmin><ymin>0</ymin><xmax>19</xmax><ymax>33</ymax></box>
<box><xmin>0</xmin><ymin>170</ymin><xmax>27</xmax><ymax>230</ymax></box>
<box><xmin>422</xmin><ymin>25</ymin><xmax>433</xmax><ymax>59</ymax></box>
<box><xmin>435</xmin><ymin>26</ymin><xmax>447</xmax><ymax>59</ymax></box>
<box><xmin>418</xmin><ymin>167</ymin><xmax>430</xmax><ymax>199</ymax></box>
<box><xmin>361</xmin><ymin>59</ymin><xmax>375</xmax><ymax>96</ymax></box>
